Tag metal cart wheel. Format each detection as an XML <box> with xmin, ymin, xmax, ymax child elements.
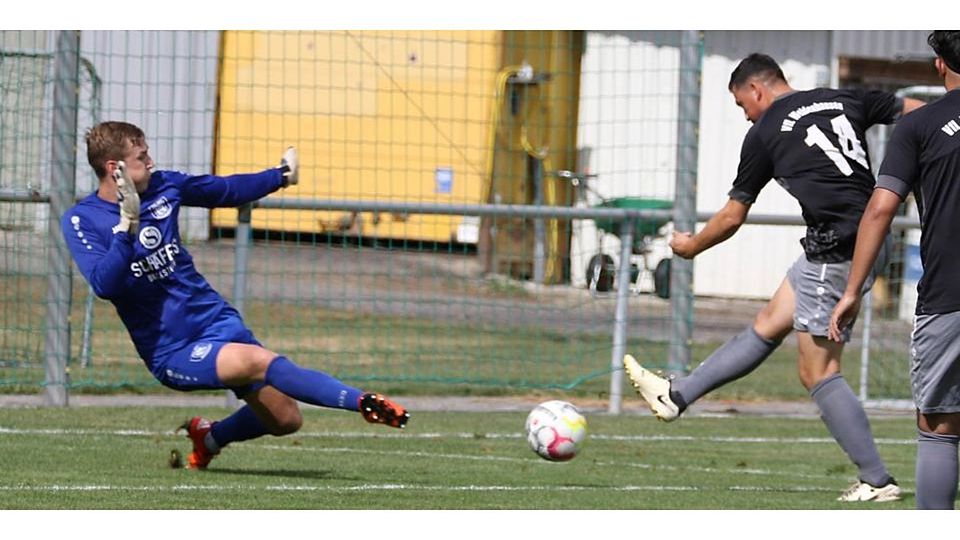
<box><xmin>586</xmin><ymin>253</ymin><xmax>615</xmax><ymax>293</ymax></box>
<box><xmin>653</xmin><ymin>257</ymin><xmax>671</xmax><ymax>299</ymax></box>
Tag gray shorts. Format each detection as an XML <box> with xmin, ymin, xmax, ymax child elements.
<box><xmin>786</xmin><ymin>255</ymin><xmax>874</xmax><ymax>343</ymax></box>
<box><xmin>911</xmin><ymin>311</ymin><xmax>960</xmax><ymax>414</ymax></box>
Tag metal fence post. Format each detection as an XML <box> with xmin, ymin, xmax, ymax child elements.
<box><xmin>79</xmin><ymin>288</ymin><xmax>94</xmax><ymax>368</ymax></box>
<box><xmin>44</xmin><ymin>30</ymin><xmax>81</xmax><ymax>407</ymax></box>
<box><xmin>608</xmin><ymin>218</ymin><xmax>635</xmax><ymax>414</ymax></box>
<box><xmin>226</xmin><ymin>203</ymin><xmax>253</xmax><ymax>408</ymax></box>
<box><xmin>668</xmin><ymin>30</ymin><xmax>703</xmax><ymax>376</ymax></box>
<box><xmin>532</xmin><ymin>156</ymin><xmax>546</xmax><ymax>284</ymax></box>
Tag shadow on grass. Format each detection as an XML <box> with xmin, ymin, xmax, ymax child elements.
<box><xmin>201</xmin><ymin>467</ymin><xmax>348</xmax><ymax>481</ymax></box>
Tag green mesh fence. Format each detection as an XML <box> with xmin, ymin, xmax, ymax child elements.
<box><xmin>0</xmin><ymin>30</ymin><xmax>688</xmax><ymax>398</ymax></box>
<box><xmin>205</xmin><ymin>30</ymin><xmax>683</xmax><ymax>397</ymax></box>
<box><xmin>0</xmin><ymin>30</ymin><xmax>103</xmax><ymax>392</ymax></box>
<box><xmin>0</xmin><ymin>30</ymin><xmax>931</xmax><ymax>404</ymax></box>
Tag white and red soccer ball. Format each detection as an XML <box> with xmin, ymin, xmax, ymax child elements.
<box><xmin>525</xmin><ymin>400</ymin><xmax>588</xmax><ymax>461</ymax></box>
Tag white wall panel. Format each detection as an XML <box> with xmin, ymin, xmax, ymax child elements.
<box><xmin>572</xmin><ymin>31</ymin><xmax>679</xmax><ymax>289</ymax></box>
<box><xmin>80</xmin><ymin>31</ymin><xmax>220</xmax><ymax>241</ymax></box>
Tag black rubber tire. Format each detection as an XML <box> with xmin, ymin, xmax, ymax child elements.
<box><xmin>653</xmin><ymin>257</ymin><xmax>671</xmax><ymax>299</ymax></box>
<box><xmin>586</xmin><ymin>254</ymin><xmax>615</xmax><ymax>292</ymax></box>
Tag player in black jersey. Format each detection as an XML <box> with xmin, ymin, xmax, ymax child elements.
<box><xmin>831</xmin><ymin>30</ymin><xmax>960</xmax><ymax>509</ymax></box>
<box><xmin>623</xmin><ymin>53</ymin><xmax>925</xmax><ymax>502</ymax></box>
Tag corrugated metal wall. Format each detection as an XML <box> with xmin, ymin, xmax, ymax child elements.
<box><xmin>833</xmin><ymin>30</ymin><xmax>932</xmax><ymax>60</ymax></box>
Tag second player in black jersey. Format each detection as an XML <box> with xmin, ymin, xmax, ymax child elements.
<box><xmin>623</xmin><ymin>53</ymin><xmax>924</xmax><ymax>502</ymax></box>
<box><xmin>831</xmin><ymin>30</ymin><xmax>960</xmax><ymax>510</ymax></box>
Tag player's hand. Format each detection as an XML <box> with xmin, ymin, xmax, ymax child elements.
<box><xmin>279</xmin><ymin>146</ymin><xmax>298</xmax><ymax>187</ymax></box>
<box><xmin>670</xmin><ymin>231</ymin><xmax>697</xmax><ymax>259</ymax></box>
<box><xmin>828</xmin><ymin>292</ymin><xmax>861</xmax><ymax>343</ymax></box>
<box><xmin>113</xmin><ymin>160</ymin><xmax>140</xmax><ymax>235</ymax></box>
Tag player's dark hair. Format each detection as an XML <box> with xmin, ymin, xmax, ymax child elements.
<box><xmin>928</xmin><ymin>30</ymin><xmax>960</xmax><ymax>75</ymax></box>
<box><xmin>728</xmin><ymin>53</ymin><xmax>786</xmax><ymax>90</ymax></box>
<box><xmin>86</xmin><ymin>121</ymin><xmax>145</xmax><ymax>179</ymax></box>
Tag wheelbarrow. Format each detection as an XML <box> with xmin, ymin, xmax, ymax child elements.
<box><xmin>586</xmin><ymin>197</ymin><xmax>673</xmax><ymax>299</ymax></box>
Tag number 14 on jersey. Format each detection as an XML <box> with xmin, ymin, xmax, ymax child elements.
<box><xmin>804</xmin><ymin>114</ymin><xmax>869</xmax><ymax>176</ymax></box>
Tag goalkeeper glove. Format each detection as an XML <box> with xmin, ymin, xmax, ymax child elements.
<box><xmin>278</xmin><ymin>146</ymin><xmax>299</xmax><ymax>187</ymax></box>
<box><xmin>113</xmin><ymin>160</ymin><xmax>140</xmax><ymax>235</ymax></box>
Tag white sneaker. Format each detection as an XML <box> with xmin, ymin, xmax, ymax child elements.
<box><xmin>837</xmin><ymin>480</ymin><xmax>901</xmax><ymax>502</ymax></box>
<box><xmin>623</xmin><ymin>354</ymin><xmax>680</xmax><ymax>422</ymax></box>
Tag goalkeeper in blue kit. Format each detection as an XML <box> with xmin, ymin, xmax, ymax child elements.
<box><xmin>62</xmin><ymin>121</ymin><xmax>409</xmax><ymax>469</ymax></box>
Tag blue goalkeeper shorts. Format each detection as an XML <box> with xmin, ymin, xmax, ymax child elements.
<box><xmin>149</xmin><ymin>306</ymin><xmax>264</xmax><ymax>397</ymax></box>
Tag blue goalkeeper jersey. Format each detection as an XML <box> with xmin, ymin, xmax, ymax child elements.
<box><xmin>62</xmin><ymin>168</ymin><xmax>285</xmax><ymax>364</ymax></box>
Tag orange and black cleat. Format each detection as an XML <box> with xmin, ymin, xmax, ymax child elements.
<box><xmin>177</xmin><ymin>416</ymin><xmax>219</xmax><ymax>469</ymax></box>
<box><xmin>359</xmin><ymin>393</ymin><xmax>410</xmax><ymax>428</ymax></box>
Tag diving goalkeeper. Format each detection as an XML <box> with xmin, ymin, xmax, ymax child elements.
<box><xmin>62</xmin><ymin>121</ymin><xmax>409</xmax><ymax>469</ymax></box>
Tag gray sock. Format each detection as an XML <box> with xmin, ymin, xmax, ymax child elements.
<box><xmin>671</xmin><ymin>326</ymin><xmax>780</xmax><ymax>409</ymax></box>
<box><xmin>916</xmin><ymin>429</ymin><xmax>959</xmax><ymax>510</ymax></box>
<box><xmin>810</xmin><ymin>373</ymin><xmax>890</xmax><ymax>487</ymax></box>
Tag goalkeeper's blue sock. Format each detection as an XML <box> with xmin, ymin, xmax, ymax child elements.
<box><xmin>209</xmin><ymin>405</ymin><xmax>269</xmax><ymax>451</ymax></box>
<box><xmin>265</xmin><ymin>356</ymin><xmax>363</xmax><ymax>411</ymax></box>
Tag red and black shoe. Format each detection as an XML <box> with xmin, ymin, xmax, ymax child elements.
<box><xmin>177</xmin><ymin>416</ymin><xmax>219</xmax><ymax>469</ymax></box>
<box><xmin>359</xmin><ymin>393</ymin><xmax>410</xmax><ymax>429</ymax></box>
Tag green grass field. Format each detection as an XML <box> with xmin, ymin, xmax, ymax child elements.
<box><xmin>0</xmin><ymin>405</ymin><xmax>925</xmax><ymax>510</ymax></box>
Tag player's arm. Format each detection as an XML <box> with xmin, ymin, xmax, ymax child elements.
<box><xmin>672</xmin><ymin>125</ymin><xmax>770</xmax><ymax>259</ymax></box>
<box><xmin>827</xmin><ymin>188</ymin><xmax>900</xmax><ymax>341</ymax></box>
<box><xmin>65</xmin><ymin>160</ymin><xmax>143</xmax><ymax>299</ymax></box>
<box><xmin>180</xmin><ymin>147</ymin><xmax>299</xmax><ymax>207</ymax></box>
<box><xmin>861</xmin><ymin>90</ymin><xmax>926</xmax><ymax>124</ymax></box>
<box><xmin>670</xmin><ymin>198</ymin><xmax>750</xmax><ymax>259</ymax></box>
<box><xmin>830</xmin><ymin>117</ymin><xmax>918</xmax><ymax>342</ymax></box>
<box><xmin>62</xmin><ymin>210</ymin><xmax>136</xmax><ymax>299</ymax></box>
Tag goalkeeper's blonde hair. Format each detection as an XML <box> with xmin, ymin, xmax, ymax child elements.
<box><xmin>86</xmin><ymin>121</ymin><xmax>145</xmax><ymax>179</ymax></box>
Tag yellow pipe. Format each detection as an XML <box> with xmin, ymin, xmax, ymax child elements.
<box><xmin>481</xmin><ymin>64</ymin><xmax>522</xmax><ymax>205</ymax></box>
<box><xmin>485</xmin><ymin>55</ymin><xmax>563</xmax><ymax>283</ymax></box>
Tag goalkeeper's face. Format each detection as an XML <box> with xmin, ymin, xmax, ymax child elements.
<box><xmin>120</xmin><ymin>140</ymin><xmax>155</xmax><ymax>193</ymax></box>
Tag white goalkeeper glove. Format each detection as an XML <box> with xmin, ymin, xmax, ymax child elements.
<box><xmin>278</xmin><ymin>146</ymin><xmax>299</xmax><ymax>187</ymax></box>
<box><xmin>113</xmin><ymin>160</ymin><xmax>140</xmax><ymax>235</ymax></box>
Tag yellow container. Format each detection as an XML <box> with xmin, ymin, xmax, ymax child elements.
<box><xmin>212</xmin><ymin>30</ymin><xmax>502</xmax><ymax>243</ymax></box>
<box><xmin>212</xmin><ymin>30</ymin><xmax>583</xmax><ymax>283</ymax></box>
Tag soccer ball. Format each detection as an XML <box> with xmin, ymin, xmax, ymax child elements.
<box><xmin>525</xmin><ymin>400</ymin><xmax>587</xmax><ymax>461</ymax></box>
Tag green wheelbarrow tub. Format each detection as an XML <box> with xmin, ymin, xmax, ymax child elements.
<box><xmin>592</xmin><ymin>197</ymin><xmax>673</xmax><ymax>240</ymax></box>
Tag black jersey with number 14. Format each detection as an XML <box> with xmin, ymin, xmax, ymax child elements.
<box><xmin>729</xmin><ymin>88</ymin><xmax>902</xmax><ymax>263</ymax></box>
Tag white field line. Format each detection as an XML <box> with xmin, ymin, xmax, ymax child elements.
<box><xmin>0</xmin><ymin>427</ymin><xmax>913</xmax><ymax>491</ymax></box>
<box><xmin>0</xmin><ymin>483</ymin><xmax>845</xmax><ymax>494</ymax></box>
<box><xmin>0</xmin><ymin>427</ymin><xmax>916</xmax><ymax>446</ymax></box>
